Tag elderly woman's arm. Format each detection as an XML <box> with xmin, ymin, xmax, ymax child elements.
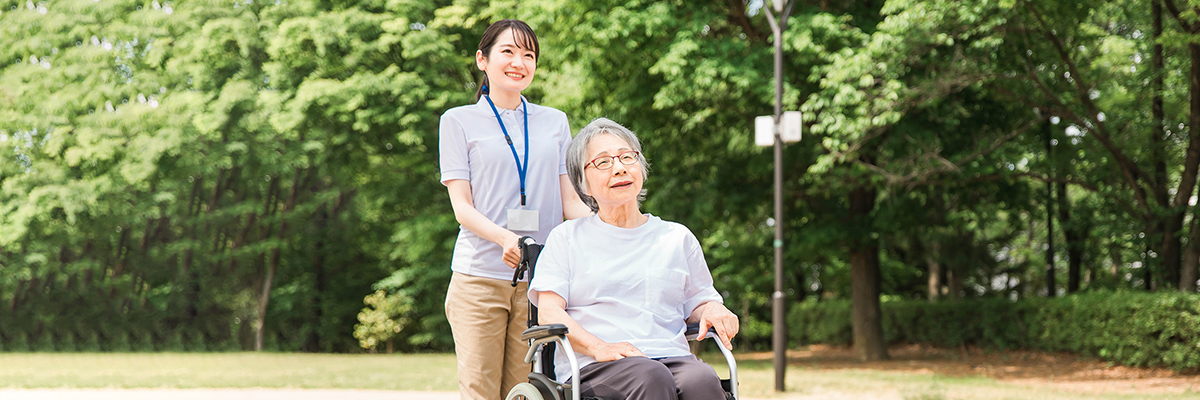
<box><xmin>537</xmin><ymin>291</ymin><xmax>646</xmax><ymax>362</ymax></box>
<box><xmin>686</xmin><ymin>301</ymin><xmax>740</xmax><ymax>349</ymax></box>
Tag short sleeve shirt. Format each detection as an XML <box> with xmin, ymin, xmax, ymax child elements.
<box><xmin>528</xmin><ymin>214</ymin><xmax>723</xmax><ymax>381</ymax></box>
<box><xmin>439</xmin><ymin>96</ymin><xmax>572</xmax><ymax>281</ymax></box>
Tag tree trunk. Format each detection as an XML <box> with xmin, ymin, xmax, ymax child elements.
<box><xmin>1045</xmin><ymin>122</ymin><xmax>1057</xmax><ymax>297</ymax></box>
<box><xmin>1183</xmin><ymin>204</ymin><xmax>1200</xmax><ymax>292</ymax></box>
<box><xmin>926</xmin><ymin>239</ymin><xmax>941</xmax><ymax>302</ymax></box>
<box><xmin>1160</xmin><ymin>221</ymin><xmax>1184</xmax><ymax>289</ymax></box>
<box><xmin>305</xmin><ymin>204</ymin><xmax>329</xmax><ymax>352</ymax></box>
<box><xmin>1109</xmin><ymin>242</ymin><xmax>1122</xmax><ymax>277</ymax></box>
<box><xmin>1057</xmin><ymin>182</ymin><xmax>1082</xmax><ymax>293</ymax></box>
<box><xmin>1183</xmin><ymin>225</ymin><xmax>1199</xmax><ymax>292</ymax></box>
<box><xmin>1160</xmin><ymin>22</ymin><xmax>1200</xmax><ymax>291</ymax></box>
<box><xmin>109</xmin><ymin>227</ymin><xmax>130</xmax><ymax>300</ymax></box>
<box><xmin>10</xmin><ymin>280</ymin><xmax>24</xmax><ymax>312</ymax></box>
<box><xmin>1168</xmin><ymin>39</ymin><xmax>1200</xmax><ymax>290</ymax></box>
<box><xmin>1152</xmin><ymin>0</ymin><xmax>1178</xmax><ymax>292</ymax></box>
<box><xmin>790</xmin><ymin>269</ymin><xmax>807</xmax><ymax>303</ymax></box>
<box><xmin>849</xmin><ymin>186</ymin><xmax>887</xmax><ymax>361</ymax></box>
<box><xmin>183</xmin><ymin>176</ymin><xmax>205</xmax><ymax>320</ymax></box>
<box><xmin>255</xmin><ymin>248</ymin><xmax>279</xmax><ymax>351</ymax></box>
<box><xmin>1146</xmin><ymin>239</ymin><xmax>1156</xmax><ymax>290</ymax></box>
<box><xmin>925</xmin><ymin>190</ymin><xmax>945</xmax><ymax>302</ymax></box>
<box><xmin>947</xmin><ymin>265</ymin><xmax>963</xmax><ymax>300</ymax></box>
<box><xmin>255</xmin><ymin>168</ymin><xmax>302</xmax><ymax>351</ymax></box>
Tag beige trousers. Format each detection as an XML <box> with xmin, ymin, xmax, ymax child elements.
<box><xmin>445</xmin><ymin>272</ymin><xmax>530</xmax><ymax>400</ymax></box>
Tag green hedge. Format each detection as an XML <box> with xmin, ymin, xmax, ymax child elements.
<box><xmin>787</xmin><ymin>291</ymin><xmax>1200</xmax><ymax>371</ymax></box>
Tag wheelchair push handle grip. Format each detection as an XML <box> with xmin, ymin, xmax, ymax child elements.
<box><xmin>511</xmin><ymin>236</ymin><xmax>538</xmax><ymax>287</ymax></box>
<box><xmin>684</xmin><ymin>322</ymin><xmax>719</xmax><ymax>340</ymax></box>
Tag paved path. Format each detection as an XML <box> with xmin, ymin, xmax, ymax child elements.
<box><xmin>0</xmin><ymin>389</ymin><xmax>808</xmax><ymax>400</ymax></box>
<box><xmin>0</xmin><ymin>389</ymin><xmax>460</xmax><ymax>400</ymax></box>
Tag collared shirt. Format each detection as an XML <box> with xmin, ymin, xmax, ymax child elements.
<box><xmin>439</xmin><ymin>96</ymin><xmax>571</xmax><ymax>281</ymax></box>
<box><xmin>528</xmin><ymin>214</ymin><xmax>724</xmax><ymax>381</ymax></box>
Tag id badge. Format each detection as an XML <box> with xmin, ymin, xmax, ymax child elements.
<box><xmin>507</xmin><ymin>209</ymin><xmax>540</xmax><ymax>232</ymax></box>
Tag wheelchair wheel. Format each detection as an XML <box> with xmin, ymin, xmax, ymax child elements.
<box><xmin>505</xmin><ymin>382</ymin><xmax>545</xmax><ymax>400</ymax></box>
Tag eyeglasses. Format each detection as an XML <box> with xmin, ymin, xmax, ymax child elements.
<box><xmin>586</xmin><ymin>151</ymin><xmax>640</xmax><ymax>170</ymax></box>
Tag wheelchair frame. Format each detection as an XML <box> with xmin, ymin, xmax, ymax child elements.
<box><xmin>506</xmin><ymin>236</ymin><xmax>738</xmax><ymax>400</ymax></box>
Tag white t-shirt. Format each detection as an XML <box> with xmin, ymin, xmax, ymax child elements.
<box><xmin>528</xmin><ymin>214</ymin><xmax>723</xmax><ymax>381</ymax></box>
<box><xmin>439</xmin><ymin>96</ymin><xmax>571</xmax><ymax>281</ymax></box>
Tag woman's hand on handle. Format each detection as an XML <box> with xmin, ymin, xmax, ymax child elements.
<box><xmin>501</xmin><ymin>232</ymin><xmax>522</xmax><ymax>269</ymax></box>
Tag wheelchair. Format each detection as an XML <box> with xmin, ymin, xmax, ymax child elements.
<box><xmin>504</xmin><ymin>237</ymin><xmax>739</xmax><ymax>400</ymax></box>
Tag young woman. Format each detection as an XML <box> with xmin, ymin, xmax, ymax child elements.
<box><xmin>438</xmin><ymin>19</ymin><xmax>591</xmax><ymax>400</ymax></box>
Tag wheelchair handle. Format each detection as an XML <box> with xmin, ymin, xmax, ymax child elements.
<box><xmin>511</xmin><ymin>236</ymin><xmax>538</xmax><ymax>287</ymax></box>
<box><xmin>684</xmin><ymin>322</ymin><xmax>717</xmax><ymax>339</ymax></box>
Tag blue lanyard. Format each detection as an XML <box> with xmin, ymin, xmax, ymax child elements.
<box><xmin>484</xmin><ymin>95</ymin><xmax>529</xmax><ymax>206</ymax></box>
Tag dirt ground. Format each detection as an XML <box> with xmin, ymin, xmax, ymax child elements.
<box><xmin>747</xmin><ymin>344</ymin><xmax>1200</xmax><ymax>395</ymax></box>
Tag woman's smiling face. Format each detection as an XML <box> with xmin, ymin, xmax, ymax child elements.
<box><xmin>476</xmin><ymin>28</ymin><xmax>537</xmax><ymax>95</ymax></box>
<box><xmin>583</xmin><ymin>133</ymin><xmax>643</xmax><ymax>211</ymax></box>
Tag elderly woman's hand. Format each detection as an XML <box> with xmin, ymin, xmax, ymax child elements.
<box><xmin>694</xmin><ymin>302</ymin><xmax>739</xmax><ymax>349</ymax></box>
<box><xmin>590</xmin><ymin>341</ymin><xmax>646</xmax><ymax>362</ymax></box>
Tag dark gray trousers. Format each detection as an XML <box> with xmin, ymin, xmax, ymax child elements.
<box><xmin>572</xmin><ymin>355</ymin><xmax>724</xmax><ymax>400</ymax></box>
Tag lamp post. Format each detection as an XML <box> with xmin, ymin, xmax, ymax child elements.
<box><xmin>761</xmin><ymin>0</ymin><xmax>796</xmax><ymax>392</ymax></box>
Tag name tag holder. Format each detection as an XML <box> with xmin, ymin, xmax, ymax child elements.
<box><xmin>507</xmin><ymin>208</ymin><xmax>539</xmax><ymax>232</ymax></box>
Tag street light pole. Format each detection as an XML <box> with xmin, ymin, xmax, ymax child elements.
<box><xmin>764</xmin><ymin>0</ymin><xmax>794</xmax><ymax>393</ymax></box>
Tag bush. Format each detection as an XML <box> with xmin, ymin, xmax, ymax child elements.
<box><xmin>353</xmin><ymin>290</ymin><xmax>413</xmax><ymax>353</ymax></box>
<box><xmin>57</xmin><ymin>332</ymin><xmax>78</xmax><ymax>352</ymax></box>
<box><xmin>32</xmin><ymin>331</ymin><xmax>55</xmax><ymax>352</ymax></box>
<box><xmin>789</xmin><ymin>299</ymin><xmax>853</xmax><ymax>346</ymax></box>
<box><xmin>6</xmin><ymin>331</ymin><xmax>30</xmax><ymax>352</ymax></box>
<box><xmin>163</xmin><ymin>330</ymin><xmax>186</xmax><ymax>352</ymax></box>
<box><xmin>185</xmin><ymin>331</ymin><xmax>207</xmax><ymax>352</ymax></box>
<box><xmin>788</xmin><ymin>291</ymin><xmax>1200</xmax><ymax>371</ymax></box>
<box><xmin>79</xmin><ymin>330</ymin><xmax>102</xmax><ymax>352</ymax></box>
<box><xmin>735</xmin><ymin>313</ymin><xmax>775</xmax><ymax>351</ymax></box>
<box><xmin>109</xmin><ymin>331</ymin><xmax>132</xmax><ymax>352</ymax></box>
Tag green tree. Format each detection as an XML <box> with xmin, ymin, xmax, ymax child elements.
<box><xmin>0</xmin><ymin>0</ymin><xmax>472</xmax><ymax>352</ymax></box>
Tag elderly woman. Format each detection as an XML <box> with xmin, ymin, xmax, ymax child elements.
<box><xmin>528</xmin><ymin>118</ymin><xmax>739</xmax><ymax>400</ymax></box>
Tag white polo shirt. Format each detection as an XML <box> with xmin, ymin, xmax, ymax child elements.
<box><xmin>439</xmin><ymin>96</ymin><xmax>571</xmax><ymax>281</ymax></box>
<box><xmin>528</xmin><ymin>214</ymin><xmax>724</xmax><ymax>381</ymax></box>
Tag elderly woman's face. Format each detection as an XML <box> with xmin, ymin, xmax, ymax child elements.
<box><xmin>584</xmin><ymin>133</ymin><xmax>643</xmax><ymax>210</ymax></box>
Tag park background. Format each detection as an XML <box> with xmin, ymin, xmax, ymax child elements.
<box><xmin>4</xmin><ymin>0</ymin><xmax>1200</xmax><ymax>374</ymax></box>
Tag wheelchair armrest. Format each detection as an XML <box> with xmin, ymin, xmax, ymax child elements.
<box><xmin>685</xmin><ymin>322</ymin><xmax>739</xmax><ymax>400</ymax></box>
<box><xmin>685</xmin><ymin>322</ymin><xmax>717</xmax><ymax>341</ymax></box>
<box><xmin>521</xmin><ymin>324</ymin><xmax>569</xmax><ymax>341</ymax></box>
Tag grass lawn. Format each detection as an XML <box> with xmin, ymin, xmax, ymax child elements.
<box><xmin>1</xmin><ymin>352</ymin><xmax>1198</xmax><ymax>399</ymax></box>
<box><xmin>0</xmin><ymin>352</ymin><xmax>457</xmax><ymax>391</ymax></box>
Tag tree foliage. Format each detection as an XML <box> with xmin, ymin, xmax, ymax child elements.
<box><xmin>353</xmin><ymin>289</ymin><xmax>411</xmax><ymax>353</ymax></box>
<box><xmin>2</xmin><ymin>0</ymin><xmax>1199</xmax><ymax>354</ymax></box>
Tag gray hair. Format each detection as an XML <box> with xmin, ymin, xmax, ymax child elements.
<box><xmin>566</xmin><ymin>118</ymin><xmax>650</xmax><ymax>213</ymax></box>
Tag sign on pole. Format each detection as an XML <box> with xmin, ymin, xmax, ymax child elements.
<box><xmin>755</xmin><ymin>111</ymin><xmax>802</xmax><ymax>147</ymax></box>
